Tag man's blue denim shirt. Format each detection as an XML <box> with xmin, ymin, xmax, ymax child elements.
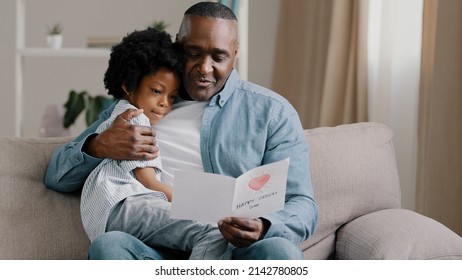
<box><xmin>45</xmin><ymin>69</ymin><xmax>318</xmax><ymax>243</ymax></box>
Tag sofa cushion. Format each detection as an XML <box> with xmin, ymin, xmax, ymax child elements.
<box><xmin>335</xmin><ymin>209</ymin><xmax>462</xmax><ymax>259</ymax></box>
<box><xmin>301</xmin><ymin>122</ymin><xmax>401</xmax><ymax>259</ymax></box>
<box><xmin>0</xmin><ymin>137</ymin><xmax>89</xmax><ymax>259</ymax></box>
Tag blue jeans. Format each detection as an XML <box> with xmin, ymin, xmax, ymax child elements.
<box><xmin>88</xmin><ymin>231</ymin><xmax>304</xmax><ymax>260</ymax></box>
<box><xmin>105</xmin><ymin>194</ymin><xmax>230</xmax><ymax>260</ymax></box>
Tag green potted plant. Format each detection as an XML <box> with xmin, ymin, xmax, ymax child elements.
<box><xmin>46</xmin><ymin>22</ymin><xmax>63</xmax><ymax>49</ymax></box>
<box><xmin>149</xmin><ymin>20</ymin><xmax>169</xmax><ymax>31</ymax></box>
<box><xmin>63</xmin><ymin>90</ymin><xmax>115</xmax><ymax>128</ymax></box>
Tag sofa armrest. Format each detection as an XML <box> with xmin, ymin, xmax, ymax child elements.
<box><xmin>335</xmin><ymin>209</ymin><xmax>462</xmax><ymax>259</ymax></box>
<box><xmin>0</xmin><ymin>137</ymin><xmax>89</xmax><ymax>259</ymax></box>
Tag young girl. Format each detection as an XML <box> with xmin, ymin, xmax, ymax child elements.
<box><xmin>80</xmin><ymin>28</ymin><xmax>230</xmax><ymax>260</ymax></box>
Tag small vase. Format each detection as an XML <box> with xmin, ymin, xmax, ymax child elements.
<box><xmin>46</xmin><ymin>34</ymin><xmax>63</xmax><ymax>49</ymax></box>
<box><xmin>39</xmin><ymin>104</ymin><xmax>70</xmax><ymax>137</ymax></box>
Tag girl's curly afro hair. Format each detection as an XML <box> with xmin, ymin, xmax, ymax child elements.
<box><xmin>104</xmin><ymin>27</ymin><xmax>183</xmax><ymax>99</ymax></box>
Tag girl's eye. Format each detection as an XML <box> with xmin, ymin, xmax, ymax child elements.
<box><xmin>152</xmin><ymin>89</ymin><xmax>161</xmax><ymax>95</ymax></box>
<box><xmin>170</xmin><ymin>95</ymin><xmax>177</xmax><ymax>101</ymax></box>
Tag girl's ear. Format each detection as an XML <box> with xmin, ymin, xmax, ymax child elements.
<box><xmin>122</xmin><ymin>84</ymin><xmax>130</xmax><ymax>96</ymax></box>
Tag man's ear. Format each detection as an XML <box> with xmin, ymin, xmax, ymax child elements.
<box><xmin>233</xmin><ymin>41</ymin><xmax>239</xmax><ymax>65</ymax></box>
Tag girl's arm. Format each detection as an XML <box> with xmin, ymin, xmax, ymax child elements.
<box><xmin>133</xmin><ymin>167</ymin><xmax>172</xmax><ymax>202</ymax></box>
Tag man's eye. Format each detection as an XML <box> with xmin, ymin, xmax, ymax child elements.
<box><xmin>186</xmin><ymin>52</ymin><xmax>200</xmax><ymax>58</ymax></box>
<box><xmin>213</xmin><ymin>55</ymin><xmax>227</xmax><ymax>63</ymax></box>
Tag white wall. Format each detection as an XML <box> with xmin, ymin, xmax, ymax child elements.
<box><xmin>0</xmin><ymin>0</ymin><xmax>16</xmax><ymax>137</ymax></box>
<box><xmin>0</xmin><ymin>0</ymin><xmax>280</xmax><ymax>138</ymax></box>
<box><xmin>248</xmin><ymin>0</ymin><xmax>280</xmax><ymax>87</ymax></box>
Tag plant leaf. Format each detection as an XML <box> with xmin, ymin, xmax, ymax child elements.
<box><xmin>151</xmin><ymin>20</ymin><xmax>169</xmax><ymax>31</ymax></box>
<box><xmin>63</xmin><ymin>90</ymin><xmax>86</xmax><ymax>128</ymax></box>
<box><xmin>84</xmin><ymin>95</ymin><xmax>114</xmax><ymax>126</ymax></box>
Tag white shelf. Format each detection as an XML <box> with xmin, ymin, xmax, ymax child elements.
<box><xmin>14</xmin><ymin>0</ymin><xmax>110</xmax><ymax>136</ymax></box>
<box><xmin>18</xmin><ymin>48</ymin><xmax>111</xmax><ymax>58</ymax></box>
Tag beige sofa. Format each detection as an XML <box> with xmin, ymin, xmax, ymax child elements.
<box><xmin>1</xmin><ymin>122</ymin><xmax>461</xmax><ymax>260</ymax></box>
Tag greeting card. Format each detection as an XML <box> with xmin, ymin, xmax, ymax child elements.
<box><xmin>170</xmin><ymin>158</ymin><xmax>289</xmax><ymax>222</ymax></box>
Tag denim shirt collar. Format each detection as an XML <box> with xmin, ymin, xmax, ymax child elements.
<box><xmin>208</xmin><ymin>69</ymin><xmax>239</xmax><ymax>108</ymax></box>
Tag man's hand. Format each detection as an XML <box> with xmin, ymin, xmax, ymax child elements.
<box><xmin>84</xmin><ymin>108</ymin><xmax>158</xmax><ymax>160</ymax></box>
<box><xmin>218</xmin><ymin>217</ymin><xmax>268</xmax><ymax>248</ymax></box>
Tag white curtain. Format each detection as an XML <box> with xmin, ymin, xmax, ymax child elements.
<box><xmin>367</xmin><ymin>0</ymin><xmax>423</xmax><ymax>211</ymax></box>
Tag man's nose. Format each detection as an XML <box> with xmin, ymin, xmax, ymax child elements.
<box><xmin>197</xmin><ymin>56</ymin><xmax>213</xmax><ymax>76</ymax></box>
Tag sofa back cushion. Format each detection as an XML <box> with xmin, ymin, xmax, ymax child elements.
<box><xmin>301</xmin><ymin>122</ymin><xmax>401</xmax><ymax>259</ymax></box>
<box><xmin>0</xmin><ymin>137</ymin><xmax>89</xmax><ymax>259</ymax></box>
<box><xmin>0</xmin><ymin>122</ymin><xmax>400</xmax><ymax>259</ymax></box>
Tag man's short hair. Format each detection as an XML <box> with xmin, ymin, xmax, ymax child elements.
<box><xmin>184</xmin><ymin>1</ymin><xmax>237</xmax><ymax>21</ymax></box>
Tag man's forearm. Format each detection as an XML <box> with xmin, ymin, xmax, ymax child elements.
<box><xmin>44</xmin><ymin>103</ymin><xmax>115</xmax><ymax>192</ymax></box>
<box><xmin>44</xmin><ymin>134</ymin><xmax>103</xmax><ymax>192</ymax></box>
<box><xmin>263</xmin><ymin>195</ymin><xmax>317</xmax><ymax>243</ymax></box>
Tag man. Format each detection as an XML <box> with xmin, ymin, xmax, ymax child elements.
<box><xmin>45</xmin><ymin>2</ymin><xmax>317</xmax><ymax>260</ymax></box>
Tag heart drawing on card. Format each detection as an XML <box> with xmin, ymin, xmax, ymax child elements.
<box><xmin>248</xmin><ymin>174</ymin><xmax>270</xmax><ymax>191</ymax></box>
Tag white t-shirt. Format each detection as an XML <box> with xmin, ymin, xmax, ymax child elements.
<box><xmin>155</xmin><ymin>100</ymin><xmax>206</xmax><ymax>187</ymax></box>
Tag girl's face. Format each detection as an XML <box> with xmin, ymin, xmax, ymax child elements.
<box><xmin>125</xmin><ymin>67</ymin><xmax>180</xmax><ymax>125</ymax></box>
